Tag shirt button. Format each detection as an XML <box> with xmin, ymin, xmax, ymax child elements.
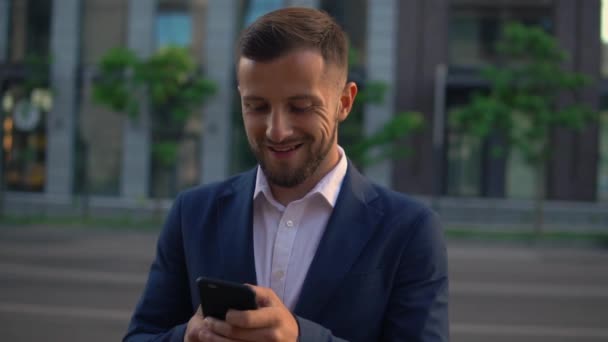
<box><xmin>274</xmin><ymin>270</ymin><xmax>285</xmax><ymax>280</ymax></box>
<box><xmin>286</xmin><ymin>220</ymin><xmax>294</xmax><ymax>227</ymax></box>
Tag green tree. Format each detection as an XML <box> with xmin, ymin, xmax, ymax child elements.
<box><xmin>450</xmin><ymin>23</ymin><xmax>598</xmax><ymax>233</ymax></box>
<box><xmin>341</xmin><ymin>49</ymin><xmax>423</xmax><ymax>168</ymax></box>
<box><xmin>92</xmin><ymin>46</ymin><xmax>216</xmax><ymax>196</ymax></box>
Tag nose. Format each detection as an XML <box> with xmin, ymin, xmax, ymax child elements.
<box><xmin>266</xmin><ymin>109</ymin><xmax>293</xmax><ymax>143</ymax></box>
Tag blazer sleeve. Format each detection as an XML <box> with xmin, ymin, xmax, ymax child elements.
<box><xmin>123</xmin><ymin>194</ymin><xmax>193</xmax><ymax>342</ymax></box>
<box><xmin>295</xmin><ymin>316</ymin><xmax>349</xmax><ymax>342</ymax></box>
<box><xmin>381</xmin><ymin>209</ymin><xmax>449</xmax><ymax>342</ymax></box>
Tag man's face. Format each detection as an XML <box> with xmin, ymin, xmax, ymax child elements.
<box><xmin>237</xmin><ymin>49</ymin><xmax>355</xmax><ymax>188</ymax></box>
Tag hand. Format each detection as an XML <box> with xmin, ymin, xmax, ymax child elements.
<box><xmin>203</xmin><ymin>285</ymin><xmax>299</xmax><ymax>342</ymax></box>
<box><xmin>184</xmin><ymin>306</ymin><xmax>209</xmax><ymax>342</ymax></box>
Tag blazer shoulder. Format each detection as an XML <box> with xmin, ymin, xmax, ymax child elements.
<box><xmin>177</xmin><ymin>169</ymin><xmax>256</xmax><ymax>208</ymax></box>
<box><xmin>370</xmin><ymin>183</ymin><xmax>437</xmax><ymax>226</ymax></box>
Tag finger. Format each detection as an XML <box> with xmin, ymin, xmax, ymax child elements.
<box><xmin>246</xmin><ymin>285</ymin><xmax>275</xmax><ymax>307</ymax></box>
<box><xmin>206</xmin><ymin>317</ymin><xmax>282</xmax><ymax>342</ymax></box>
<box><xmin>186</xmin><ymin>318</ymin><xmax>207</xmax><ymax>341</ymax></box>
<box><xmin>197</xmin><ymin>323</ymin><xmax>238</xmax><ymax>342</ymax></box>
<box><xmin>226</xmin><ymin>306</ymin><xmax>279</xmax><ymax>329</ymax></box>
<box><xmin>205</xmin><ymin>317</ymin><xmax>244</xmax><ymax>339</ymax></box>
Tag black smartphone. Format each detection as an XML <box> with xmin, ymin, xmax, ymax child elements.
<box><xmin>196</xmin><ymin>277</ymin><xmax>258</xmax><ymax>320</ymax></box>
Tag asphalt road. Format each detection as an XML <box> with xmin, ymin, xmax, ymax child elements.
<box><xmin>0</xmin><ymin>226</ymin><xmax>607</xmax><ymax>342</ymax></box>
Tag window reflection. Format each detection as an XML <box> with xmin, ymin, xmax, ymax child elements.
<box><xmin>1</xmin><ymin>0</ymin><xmax>52</xmax><ymax>192</ymax></box>
<box><xmin>449</xmin><ymin>5</ymin><xmax>553</xmax><ymax>67</ymax></box>
<box><xmin>150</xmin><ymin>0</ymin><xmax>204</xmax><ymax>198</ymax></box>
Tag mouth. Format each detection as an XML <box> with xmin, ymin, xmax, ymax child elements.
<box><xmin>267</xmin><ymin>143</ymin><xmax>303</xmax><ymax>159</ymax></box>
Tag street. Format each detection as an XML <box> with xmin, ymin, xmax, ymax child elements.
<box><xmin>0</xmin><ymin>226</ymin><xmax>607</xmax><ymax>341</ymax></box>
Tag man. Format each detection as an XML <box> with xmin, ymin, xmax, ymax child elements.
<box><xmin>125</xmin><ymin>7</ymin><xmax>448</xmax><ymax>342</ymax></box>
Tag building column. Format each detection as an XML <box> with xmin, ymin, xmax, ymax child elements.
<box><xmin>46</xmin><ymin>0</ymin><xmax>81</xmax><ymax>198</ymax></box>
<box><xmin>201</xmin><ymin>0</ymin><xmax>238</xmax><ymax>184</ymax></box>
<box><xmin>364</xmin><ymin>0</ymin><xmax>398</xmax><ymax>188</ymax></box>
<box><xmin>121</xmin><ymin>0</ymin><xmax>156</xmax><ymax>199</ymax></box>
<box><xmin>549</xmin><ymin>0</ymin><xmax>601</xmax><ymax>201</ymax></box>
<box><xmin>393</xmin><ymin>0</ymin><xmax>449</xmax><ymax>195</ymax></box>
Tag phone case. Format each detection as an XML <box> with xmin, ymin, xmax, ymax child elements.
<box><xmin>196</xmin><ymin>277</ymin><xmax>258</xmax><ymax>320</ymax></box>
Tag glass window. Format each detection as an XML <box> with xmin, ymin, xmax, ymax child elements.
<box><xmin>1</xmin><ymin>85</ymin><xmax>48</xmax><ymax>192</ymax></box>
<box><xmin>243</xmin><ymin>0</ymin><xmax>282</xmax><ymax>26</ymax></box>
<box><xmin>230</xmin><ymin>0</ymin><xmax>284</xmax><ymax>175</ymax></box>
<box><xmin>156</xmin><ymin>12</ymin><xmax>192</xmax><ymax>49</ymax></box>
<box><xmin>599</xmin><ymin>97</ymin><xmax>608</xmax><ymax>201</ymax></box>
<box><xmin>448</xmin><ymin>5</ymin><xmax>553</xmax><ymax>67</ymax></box>
<box><xmin>1</xmin><ymin>0</ymin><xmax>52</xmax><ymax>192</ymax></box>
<box><xmin>9</xmin><ymin>0</ymin><xmax>52</xmax><ymax>62</ymax></box>
<box><xmin>445</xmin><ymin>86</ymin><xmax>482</xmax><ymax>197</ymax></box>
<box><xmin>321</xmin><ymin>0</ymin><xmax>367</xmax><ymax>165</ymax></box>
<box><xmin>151</xmin><ymin>0</ymin><xmax>206</xmax><ymax>198</ymax></box>
<box><xmin>446</xmin><ymin>132</ymin><xmax>482</xmax><ymax>197</ymax></box>
<box><xmin>505</xmin><ymin>144</ymin><xmax>534</xmax><ymax>199</ymax></box>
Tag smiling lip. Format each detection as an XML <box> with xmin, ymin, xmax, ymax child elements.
<box><xmin>267</xmin><ymin>144</ymin><xmax>303</xmax><ymax>159</ymax></box>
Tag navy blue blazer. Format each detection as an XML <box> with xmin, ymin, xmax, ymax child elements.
<box><xmin>124</xmin><ymin>163</ymin><xmax>449</xmax><ymax>341</ymax></box>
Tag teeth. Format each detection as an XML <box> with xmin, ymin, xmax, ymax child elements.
<box><xmin>272</xmin><ymin>145</ymin><xmax>297</xmax><ymax>152</ymax></box>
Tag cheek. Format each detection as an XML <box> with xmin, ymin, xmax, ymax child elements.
<box><xmin>243</xmin><ymin>116</ymin><xmax>264</xmax><ymax>137</ymax></box>
<box><xmin>315</xmin><ymin>112</ymin><xmax>335</xmax><ymax>139</ymax></box>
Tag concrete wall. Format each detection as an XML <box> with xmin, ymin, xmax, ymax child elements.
<box><xmin>45</xmin><ymin>0</ymin><xmax>81</xmax><ymax>198</ymax></box>
<box><xmin>200</xmin><ymin>0</ymin><xmax>238</xmax><ymax>184</ymax></box>
<box><xmin>364</xmin><ymin>0</ymin><xmax>398</xmax><ymax>187</ymax></box>
<box><xmin>121</xmin><ymin>0</ymin><xmax>156</xmax><ymax>198</ymax></box>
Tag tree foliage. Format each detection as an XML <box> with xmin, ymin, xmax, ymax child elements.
<box><xmin>342</xmin><ymin>50</ymin><xmax>423</xmax><ymax>167</ymax></box>
<box><xmin>92</xmin><ymin>46</ymin><xmax>216</xmax><ymax>168</ymax></box>
<box><xmin>450</xmin><ymin>22</ymin><xmax>599</xmax><ymax>231</ymax></box>
<box><xmin>450</xmin><ymin>23</ymin><xmax>596</xmax><ymax>165</ymax></box>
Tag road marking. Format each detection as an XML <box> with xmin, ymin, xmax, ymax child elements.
<box><xmin>0</xmin><ymin>262</ymin><xmax>146</xmax><ymax>285</ymax></box>
<box><xmin>0</xmin><ymin>302</ymin><xmax>131</xmax><ymax>321</ymax></box>
<box><xmin>452</xmin><ymin>323</ymin><xmax>608</xmax><ymax>339</ymax></box>
<box><xmin>451</xmin><ymin>281</ymin><xmax>608</xmax><ymax>298</ymax></box>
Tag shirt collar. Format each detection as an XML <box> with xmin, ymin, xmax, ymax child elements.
<box><xmin>253</xmin><ymin>146</ymin><xmax>348</xmax><ymax>209</ymax></box>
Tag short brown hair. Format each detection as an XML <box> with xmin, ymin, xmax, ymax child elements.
<box><xmin>237</xmin><ymin>7</ymin><xmax>348</xmax><ymax>75</ymax></box>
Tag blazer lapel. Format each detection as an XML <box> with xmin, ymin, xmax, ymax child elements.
<box><xmin>294</xmin><ymin>163</ymin><xmax>383</xmax><ymax>319</ymax></box>
<box><xmin>216</xmin><ymin>169</ymin><xmax>258</xmax><ymax>285</ymax></box>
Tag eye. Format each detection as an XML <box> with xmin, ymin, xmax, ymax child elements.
<box><xmin>290</xmin><ymin>105</ymin><xmax>310</xmax><ymax>113</ymax></box>
<box><xmin>289</xmin><ymin>102</ymin><xmax>314</xmax><ymax>113</ymax></box>
<box><xmin>244</xmin><ymin>102</ymin><xmax>269</xmax><ymax>113</ymax></box>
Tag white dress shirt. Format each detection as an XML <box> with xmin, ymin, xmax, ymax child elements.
<box><xmin>252</xmin><ymin>146</ymin><xmax>348</xmax><ymax>311</ymax></box>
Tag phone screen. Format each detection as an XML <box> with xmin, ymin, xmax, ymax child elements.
<box><xmin>196</xmin><ymin>277</ymin><xmax>258</xmax><ymax>320</ymax></box>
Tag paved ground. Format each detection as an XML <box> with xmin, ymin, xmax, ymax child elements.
<box><xmin>0</xmin><ymin>225</ymin><xmax>607</xmax><ymax>341</ymax></box>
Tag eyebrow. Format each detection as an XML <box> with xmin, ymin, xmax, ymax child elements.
<box><xmin>242</xmin><ymin>94</ymin><xmax>321</xmax><ymax>102</ymax></box>
<box><xmin>242</xmin><ymin>96</ymin><xmax>266</xmax><ymax>102</ymax></box>
<box><xmin>243</xmin><ymin>94</ymin><xmax>323</xmax><ymax>103</ymax></box>
<box><xmin>287</xmin><ymin>94</ymin><xmax>321</xmax><ymax>102</ymax></box>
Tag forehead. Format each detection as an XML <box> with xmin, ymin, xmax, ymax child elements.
<box><xmin>237</xmin><ymin>50</ymin><xmax>340</xmax><ymax>97</ymax></box>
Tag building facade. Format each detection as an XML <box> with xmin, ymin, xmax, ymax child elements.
<box><xmin>0</xmin><ymin>0</ymin><xmax>607</xmax><ymax>220</ymax></box>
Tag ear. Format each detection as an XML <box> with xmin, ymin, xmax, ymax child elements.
<box><xmin>338</xmin><ymin>81</ymin><xmax>358</xmax><ymax>122</ymax></box>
